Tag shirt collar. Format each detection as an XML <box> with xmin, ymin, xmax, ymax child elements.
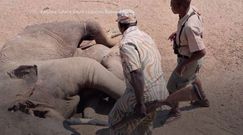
<box><xmin>178</xmin><ymin>6</ymin><xmax>194</xmax><ymax>26</ymax></box>
<box><xmin>123</xmin><ymin>26</ymin><xmax>138</xmax><ymax>36</ymax></box>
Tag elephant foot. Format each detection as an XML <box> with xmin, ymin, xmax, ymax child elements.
<box><xmin>82</xmin><ymin>95</ymin><xmax>115</xmax><ymax>118</ymax></box>
<box><xmin>82</xmin><ymin>95</ymin><xmax>100</xmax><ymax>118</ymax></box>
<box><xmin>83</xmin><ymin>107</ymin><xmax>96</xmax><ymax>118</ymax></box>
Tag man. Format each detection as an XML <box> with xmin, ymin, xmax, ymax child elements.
<box><xmin>108</xmin><ymin>9</ymin><xmax>168</xmax><ymax>135</ymax></box>
<box><xmin>166</xmin><ymin>0</ymin><xmax>210</xmax><ymax>119</ymax></box>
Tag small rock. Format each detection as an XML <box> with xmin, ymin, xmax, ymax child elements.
<box><xmin>43</xmin><ymin>7</ymin><xmax>50</xmax><ymax>11</ymax></box>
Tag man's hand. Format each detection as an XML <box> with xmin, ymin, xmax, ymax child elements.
<box><xmin>175</xmin><ymin>64</ymin><xmax>186</xmax><ymax>76</ymax></box>
<box><xmin>134</xmin><ymin>103</ymin><xmax>147</xmax><ymax>118</ymax></box>
<box><xmin>130</xmin><ymin>69</ymin><xmax>146</xmax><ymax>117</ymax></box>
<box><xmin>168</xmin><ymin>32</ymin><xmax>177</xmax><ymax>41</ymax></box>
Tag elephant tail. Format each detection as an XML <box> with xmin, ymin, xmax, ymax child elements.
<box><xmin>63</xmin><ymin>118</ymin><xmax>108</xmax><ymax>127</ymax></box>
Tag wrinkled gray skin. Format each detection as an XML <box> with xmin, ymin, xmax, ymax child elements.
<box><xmin>101</xmin><ymin>45</ymin><xmax>124</xmax><ymax>80</ymax></box>
<box><xmin>74</xmin><ymin>44</ymin><xmax>124</xmax><ymax>80</ymax></box>
<box><xmin>0</xmin><ymin>20</ymin><xmax>115</xmax><ymax>72</ymax></box>
<box><xmin>74</xmin><ymin>44</ymin><xmax>111</xmax><ymax>63</ymax></box>
<box><xmin>7</xmin><ymin>57</ymin><xmax>125</xmax><ymax>118</ymax></box>
<box><xmin>0</xmin><ymin>21</ymin><xmax>124</xmax><ymax>135</ymax></box>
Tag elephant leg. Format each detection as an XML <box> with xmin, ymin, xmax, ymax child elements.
<box><xmin>62</xmin><ymin>95</ymin><xmax>80</xmax><ymax>119</ymax></box>
<box><xmin>85</xmin><ymin>59</ymin><xmax>125</xmax><ymax>99</ymax></box>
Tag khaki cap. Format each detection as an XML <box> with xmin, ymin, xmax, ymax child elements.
<box><xmin>116</xmin><ymin>9</ymin><xmax>137</xmax><ymax>24</ymax></box>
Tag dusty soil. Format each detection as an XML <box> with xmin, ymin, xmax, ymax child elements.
<box><xmin>0</xmin><ymin>0</ymin><xmax>242</xmax><ymax>135</ymax></box>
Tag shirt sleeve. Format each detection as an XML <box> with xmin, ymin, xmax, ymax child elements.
<box><xmin>120</xmin><ymin>42</ymin><xmax>141</xmax><ymax>72</ymax></box>
<box><xmin>185</xmin><ymin>24</ymin><xmax>205</xmax><ymax>53</ymax></box>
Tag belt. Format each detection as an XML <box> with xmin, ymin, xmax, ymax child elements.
<box><xmin>177</xmin><ymin>54</ymin><xmax>190</xmax><ymax>59</ymax></box>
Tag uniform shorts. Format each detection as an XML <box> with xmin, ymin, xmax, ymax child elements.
<box><xmin>167</xmin><ymin>57</ymin><xmax>203</xmax><ymax>93</ymax></box>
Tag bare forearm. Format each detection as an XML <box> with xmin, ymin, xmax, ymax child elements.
<box><xmin>182</xmin><ymin>49</ymin><xmax>206</xmax><ymax>66</ymax></box>
<box><xmin>130</xmin><ymin>69</ymin><xmax>145</xmax><ymax>105</ymax></box>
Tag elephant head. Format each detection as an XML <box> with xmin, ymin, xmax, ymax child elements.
<box><xmin>0</xmin><ymin>20</ymin><xmax>116</xmax><ymax>68</ymax></box>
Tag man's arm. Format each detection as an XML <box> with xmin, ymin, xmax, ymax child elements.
<box><xmin>168</xmin><ymin>31</ymin><xmax>177</xmax><ymax>41</ymax></box>
<box><xmin>176</xmin><ymin>23</ymin><xmax>207</xmax><ymax>76</ymax></box>
<box><xmin>183</xmin><ymin>49</ymin><xmax>206</xmax><ymax>65</ymax></box>
<box><xmin>120</xmin><ymin>43</ymin><xmax>146</xmax><ymax>116</ymax></box>
<box><xmin>130</xmin><ymin>68</ymin><xmax>147</xmax><ymax>117</ymax></box>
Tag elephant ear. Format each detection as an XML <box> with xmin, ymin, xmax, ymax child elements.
<box><xmin>8</xmin><ymin>65</ymin><xmax>38</xmax><ymax>84</ymax></box>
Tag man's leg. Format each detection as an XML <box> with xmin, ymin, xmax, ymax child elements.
<box><xmin>166</xmin><ymin>58</ymin><xmax>210</xmax><ymax>116</ymax></box>
<box><xmin>164</xmin><ymin>81</ymin><xmax>209</xmax><ymax>108</ymax></box>
<box><xmin>109</xmin><ymin>91</ymin><xmax>138</xmax><ymax>135</ymax></box>
<box><xmin>166</xmin><ymin>71</ymin><xmax>188</xmax><ymax>117</ymax></box>
<box><xmin>165</xmin><ymin>85</ymin><xmax>198</xmax><ymax>104</ymax></box>
<box><xmin>191</xmin><ymin>77</ymin><xmax>209</xmax><ymax>107</ymax></box>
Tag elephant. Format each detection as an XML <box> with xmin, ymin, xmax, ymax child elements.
<box><xmin>74</xmin><ymin>44</ymin><xmax>124</xmax><ymax>80</ymax></box>
<box><xmin>7</xmin><ymin>57</ymin><xmax>125</xmax><ymax>119</ymax></box>
<box><xmin>101</xmin><ymin>45</ymin><xmax>124</xmax><ymax>80</ymax></box>
<box><xmin>0</xmin><ymin>21</ymin><xmax>125</xmax><ymax>134</ymax></box>
<box><xmin>0</xmin><ymin>74</ymin><xmax>74</xmax><ymax>135</ymax></box>
<box><xmin>0</xmin><ymin>20</ymin><xmax>115</xmax><ymax>72</ymax></box>
<box><xmin>74</xmin><ymin>44</ymin><xmax>111</xmax><ymax>63</ymax></box>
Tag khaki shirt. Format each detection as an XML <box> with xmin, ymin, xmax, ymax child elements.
<box><xmin>120</xmin><ymin>26</ymin><xmax>164</xmax><ymax>92</ymax></box>
<box><xmin>176</xmin><ymin>6</ymin><xmax>205</xmax><ymax>57</ymax></box>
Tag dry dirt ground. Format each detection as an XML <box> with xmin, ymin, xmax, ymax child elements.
<box><xmin>0</xmin><ymin>0</ymin><xmax>242</xmax><ymax>135</ymax></box>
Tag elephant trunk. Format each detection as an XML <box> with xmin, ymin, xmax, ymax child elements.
<box><xmin>85</xmin><ymin>20</ymin><xmax>116</xmax><ymax>48</ymax></box>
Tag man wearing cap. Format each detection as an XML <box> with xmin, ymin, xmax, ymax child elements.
<box><xmin>108</xmin><ymin>9</ymin><xmax>168</xmax><ymax>134</ymax></box>
<box><xmin>166</xmin><ymin>0</ymin><xmax>210</xmax><ymax>119</ymax></box>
